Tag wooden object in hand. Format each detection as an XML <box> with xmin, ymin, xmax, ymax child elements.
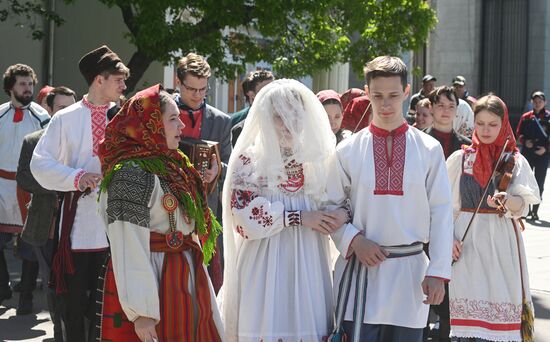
<box><xmin>178</xmin><ymin>138</ymin><xmax>221</xmax><ymax>194</ymax></box>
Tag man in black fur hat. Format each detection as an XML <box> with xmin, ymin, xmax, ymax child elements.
<box><xmin>30</xmin><ymin>45</ymin><xmax>129</xmax><ymax>341</ymax></box>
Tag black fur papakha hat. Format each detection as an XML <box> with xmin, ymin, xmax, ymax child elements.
<box><xmin>78</xmin><ymin>45</ymin><xmax>123</xmax><ymax>85</ymax></box>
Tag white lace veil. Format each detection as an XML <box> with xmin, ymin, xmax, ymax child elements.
<box><xmin>218</xmin><ymin>79</ymin><xmax>336</xmax><ymax>337</ymax></box>
<box><xmin>228</xmin><ymin>78</ymin><xmax>336</xmax><ymax>200</ymax></box>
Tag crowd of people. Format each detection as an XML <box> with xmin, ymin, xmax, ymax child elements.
<box><xmin>0</xmin><ymin>45</ymin><xmax>547</xmax><ymax>342</ymax></box>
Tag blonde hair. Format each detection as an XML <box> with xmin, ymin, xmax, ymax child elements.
<box><xmin>176</xmin><ymin>53</ymin><xmax>211</xmax><ymax>82</ymax></box>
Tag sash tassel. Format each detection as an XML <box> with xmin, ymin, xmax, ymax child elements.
<box><xmin>51</xmin><ymin>191</ymin><xmax>83</xmax><ymax>294</ymax></box>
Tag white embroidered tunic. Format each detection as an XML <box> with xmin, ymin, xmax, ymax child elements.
<box><xmin>30</xmin><ymin>97</ymin><xmax>109</xmax><ymax>250</ymax></box>
<box><xmin>327</xmin><ymin>122</ymin><xmax>454</xmax><ymax>328</ymax></box>
<box><xmin>0</xmin><ymin>101</ymin><xmax>49</xmax><ymax>229</ymax></box>
<box><xmin>447</xmin><ymin>149</ymin><xmax>539</xmax><ymax>341</ymax></box>
<box><xmin>221</xmin><ymin>153</ymin><xmax>333</xmax><ymax>342</ymax></box>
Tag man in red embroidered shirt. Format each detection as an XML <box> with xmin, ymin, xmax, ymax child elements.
<box><xmin>31</xmin><ymin>45</ymin><xmax>129</xmax><ymax>341</ymax></box>
<box><xmin>174</xmin><ymin>53</ymin><xmax>231</xmax><ymax>293</ymax></box>
<box><xmin>327</xmin><ymin>56</ymin><xmax>453</xmax><ymax>341</ymax></box>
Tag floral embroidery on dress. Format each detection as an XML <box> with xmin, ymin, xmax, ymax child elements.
<box><xmin>249</xmin><ymin>205</ymin><xmax>274</xmax><ymax>228</ymax></box>
<box><xmin>231</xmin><ymin>189</ymin><xmax>257</xmax><ymax>210</ymax></box>
<box><xmin>450</xmin><ymin>298</ymin><xmax>522</xmax><ymax>325</ymax></box>
<box><xmin>278</xmin><ymin>159</ymin><xmax>304</xmax><ymax>193</ymax></box>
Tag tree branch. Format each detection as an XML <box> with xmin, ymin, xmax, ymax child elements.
<box><xmin>119</xmin><ymin>3</ymin><xmax>137</xmax><ymax>37</ymax></box>
<box><xmin>124</xmin><ymin>49</ymin><xmax>153</xmax><ymax>94</ymax></box>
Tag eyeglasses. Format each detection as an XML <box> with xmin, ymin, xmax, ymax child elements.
<box><xmin>181</xmin><ymin>82</ymin><xmax>210</xmax><ymax>95</ymax></box>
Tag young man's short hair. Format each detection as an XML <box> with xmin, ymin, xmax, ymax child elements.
<box><xmin>46</xmin><ymin>86</ymin><xmax>77</xmax><ymax>109</ymax></box>
<box><xmin>98</xmin><ymin>62</ymin><xmax>130</xmax><ymax>83</ymax></box>
<box><xmin>428</xmin><ymin>86</ymin><xmax>459</xmax><ymax>106</ymax></box>
<box><xmin>243</xmin><ymin>69</ymin><xmax>275</xmax><ymax>102</ymax></box>
<box><xmin>176</xmin><ymin>53</ymin><xmax>211</xmax><ymax>83</ymax></box>
<box><xmin>363</xmin><ymin>56</ymin><xmax>408</xmax><ymax>90</ymax></box>
<box><xmin>416</xmin><ymin>98</ymin><xmax>431</xmax><ymax>110</ymax></box>
<box><xmin>3</xmin><ymin>64</ymin><xmax>38</xmax><ymax>96</ymax></box>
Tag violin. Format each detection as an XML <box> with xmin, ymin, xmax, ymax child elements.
<box><xmin>495</xmin><ymin>153</ymin><xmax>515</xmax><ymax>192</ymax></box>
<box><xmin>493</xmin><ymin>152</ymin><xmax>517</xmax><ymax>216</ymax></box>
<box><xmin>457</xmin><ymin>137</ymin><xmax>525</xmax><ymax>257</ymax></box>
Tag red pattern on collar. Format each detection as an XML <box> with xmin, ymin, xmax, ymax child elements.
<box><xmin>371</xmin><ymin>122</ymin><xmax>407</xmax><ymax>196</ymax></box>
<box><xmin>82</xmin><ymin>97</ymin><xmax>109</xmax><ymax>156</ymax></box>
<box><xmin>369</xmin><ymin>121</ymin><xmax>409</xmax><ymax>137</ymax></box>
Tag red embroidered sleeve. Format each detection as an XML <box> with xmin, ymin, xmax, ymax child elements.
<box><xmin>230</xmin><ymin>189</ymin><xmax>258</xmax><ymax>210</ymax></box>
<box><xmin>230</xmin><ymin>189</ymin><xmax>286</xmax><ymax>239</ymax></box>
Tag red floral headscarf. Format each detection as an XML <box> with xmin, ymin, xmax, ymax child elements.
<box><xmin>98</xmin><ymin>84</ymin><xmax>219</xmax><ymax>262</ymax></box>
<box><xmin>468</xmin><ymin>95</ymin><xmax>518</xmax><ymax>187</ymax></box>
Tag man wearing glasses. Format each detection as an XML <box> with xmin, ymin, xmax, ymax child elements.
<box><xmin>174</xmin><ymin>53</ymin><xmax>232</xmax><ymax>292</ymax></box>
<box><xmin>174</xmin><ymin>53</ymin><xmax>231</xmax><ymax>211</ymax></box>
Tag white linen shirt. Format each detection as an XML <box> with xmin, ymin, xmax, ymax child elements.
<box><xmin>31</xmin><ymin>100</ymin><xmax>109</xmax><ymax>250</ymax></box>
<box><xmin>328</xmin><ymin>124</ymin><xmax>454</xmax><ymax>328</ymax></box>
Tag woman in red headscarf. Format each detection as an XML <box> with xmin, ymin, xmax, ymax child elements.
<box><xmin>446</xmin><ymin>95</ymin><xmax>539</xmax><ymax>342</ymax></box>
<box><xmin>96</xmin><ymin>84</ymin><xmax>223</xmax><ymax>342</ymax></box>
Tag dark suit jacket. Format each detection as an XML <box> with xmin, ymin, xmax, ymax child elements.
<box><xmin>16</xmin><ymin>129</ymin><xmax>59</xmax><ymax>246</ymax></box>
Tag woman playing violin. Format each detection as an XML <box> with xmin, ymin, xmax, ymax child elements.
<box><xmin>446</xmin><ymin>95</ymin><xmax>540</xmax><ymax>341</ymax></box>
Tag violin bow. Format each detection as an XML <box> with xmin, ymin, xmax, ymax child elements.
<box><xmin>457</xmin><ymin>136</ymin><xmax>511</xmax><ymax>245</ymax></box>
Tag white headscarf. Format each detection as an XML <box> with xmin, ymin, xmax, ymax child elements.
<box><xmin>218</xmin><ymin>79</ymin><xmax>336</xmax><ymax>337</ymax></box>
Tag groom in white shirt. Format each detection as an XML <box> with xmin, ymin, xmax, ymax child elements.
<box><xmin>328</xmin><ymin>56</ymin><xmax>454</xmax><ymax>341</ymax></box>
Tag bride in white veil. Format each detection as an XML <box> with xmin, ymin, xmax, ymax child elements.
<box><xmin>218</xmin><ymin>79</ymin><xmax>348</xmax><ymax>341</ymax></box>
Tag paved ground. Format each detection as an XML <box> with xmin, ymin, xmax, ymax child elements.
<box><xmin>1</xmin><ymin>174</ymin><xmax>550</xmax><ymax>341</ymax></box>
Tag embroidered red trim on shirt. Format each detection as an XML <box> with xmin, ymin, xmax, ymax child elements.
<box><xmin>370</xmin><ymin>122</ymin><xmax>408</xmax><ymax>196</ymax></box>
<box><xmin>73</xmin><ymin>169</ymin><xmax>86</xmax><ymax>190</ymax></box>
<box><xmin>83</xmin><ymin>97</ymin><xmax>109</xmax><ymax>156</ymax></box>
<box><xmin>369</xmin><ymin>121</ymin><xmax>408</xmax><ymax>137</ymax></box>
